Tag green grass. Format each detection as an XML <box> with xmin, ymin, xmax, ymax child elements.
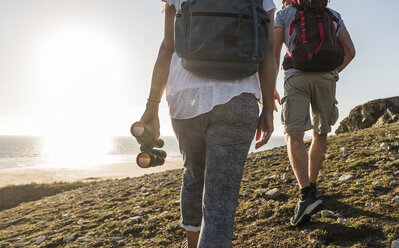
<box><xmin>0</xmin><ymin>123</ymin><xmax>399</xmax><ymax>247</ymax></box>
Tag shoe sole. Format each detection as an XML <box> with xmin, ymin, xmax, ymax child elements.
<box><xmin>290</xmin><ymin>199</ymin><xmax>323</xmax><ymax>227</ymax></box>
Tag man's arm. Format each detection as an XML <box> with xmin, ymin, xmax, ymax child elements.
<box><xmin>256</xmin><ymin>9</ymin><xmax>277</xmax><ymax>149</ymax></box>
<box><xmin>140</xmin><ymin>4</ymin><xmax>176</xmax><ymax>138</ymax></box>
<box><xmin>338</xmin><ymin>29</ymin><xmax>356</xmax><ymax>72</ymax></box>
<box><xmin>274</xmin><ymin>27</ymin><xmax>285</xmax><ymax>76</ymax></box>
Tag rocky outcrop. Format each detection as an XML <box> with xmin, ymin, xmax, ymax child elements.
<box><xmin>336</xmin><ymin>96</ymin><xmax>399</xmax><ymax>134</ymax></box>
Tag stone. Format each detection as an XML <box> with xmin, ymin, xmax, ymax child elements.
<box><xmin>339</xmin><ymin>174</ymin><xmax>353</xmax><ymax>182</ymax></box>
<box><xmin>263</xmin><ymin>175</ymin><xmax>278</xmax><ymax>181</ymax></box>
<box><xmin>392</xmin><ymin>240</ymin><xmax>399</xmax><ymax>248</ymax></box>
<box><xmin>281</xmin><ymin>173</ymin><xmax>289</xmax><ymax>182</ymax></box>
<box><xmin>265</xmin><ymin>188</ymin><xmax>281</xmax><ymax>199</ymax></box>
<box><xmin>11</xmin><ymin>233</ymin><xmax>19</xmax><ymax>238</ymax></box>
<box><xmin>137</xmin><ymin>210</ymin><xmax>144</xmax><ymax>216</ymax></box>
<box><xmin>337</xmin><ymin>217</ymin><xmax>347</xmax><ymax>223</ymax></box>
<box><xmin>320</xmin><ymin>210</ymin><xmax>335</xmax><ymax>218</ymax></box>
<box><xmin>77</xmin><ymin>236</ymin><xmax>91</xmax><ymax>242</ymax></box>
<box><xmin>393</xmin><ymin>196</ymin><xmax>399</xmax><ymax>203</ymax></box>
<box><xmin>340</xmin><ymin>147</ymin><xmax>348</xmax><ymax>153</ymax></box>
<box><xmin>113</xmin><ymin>237</ymin><xmax>123</xmax><ymax>243</ymax></box>
<box><xmin>334</xmin><ymin>172</ymin><xmax>342</xmax><ymax>177</ymax></box>
<box><xmin>128</xmin><ymin>216</ymin><xmax>142</xmax><ymax>224</ymax></box>
<box><xmin>148</xmin><ymin>217</ymin><xmax>157</xmax><ymax>223</ymax></box>
<box><xmin>36</xmin><ymin>236</ymin><xmax>46</xmax><ymax>244</ymax></box>
<box><xmin>36</xmin><ymin>221</ymin><xmax>45</xmax><ymax>225</ymax></box>
<box><xmin>15</xmin><ymin>242</ymin><xmax>30</xmax><ymax>248</ymax></box>
<box><xmin>63</xmin><ymin>235</ymin><xmax>75</xmax><ymax>242</ymax></box>
<box><xmin>246</xmin><ymin>209</ymin><xmax>257</xmax><ymax>217</ymax></box>
<box><xmin>364</xmin><ymin>202</ymin><xmax>374</xmax><ymax>207</ymax></box>
<box><xmin>372</xmin><ymin>181</ymin><xmax>381</xmax><ymax>185</ymax></box>
<box><xmin>61</xmin><ymin>214</ymin><xmax>69</xmax><ymax>218</ymax></box>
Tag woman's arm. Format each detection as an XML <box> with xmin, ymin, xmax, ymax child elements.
<box><xmin>256</xmin><ymin>8</ymin><xmax>277</xmax><ymax>149</ymax></box>
<box><xmin>140</xmin><ymin>4</ymin><xmax>176</xmax><ymax>138</ymax></box>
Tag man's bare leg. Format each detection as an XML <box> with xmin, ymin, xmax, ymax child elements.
<box><xmin>285</xmin><ymin>130</ymin><xmax>310</xmax><ymax>189</ymax></box>
<box><xmin>308</xmin><ymin>130</ymin><xmax>327</xmax><ymax>183</ymax></box>
<box><xmin>186</xmin><ymin>231</ymin><xmax>200</xmax><ymax>248</ymax></box>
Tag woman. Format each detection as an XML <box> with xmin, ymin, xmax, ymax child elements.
<box><xmin>139</xmin><ymin>0</ymin><xmax>277</xmax><ymax>247</ymax></box>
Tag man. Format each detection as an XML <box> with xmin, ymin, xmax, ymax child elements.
<box><xmin>274</xmin><ymin>0</ymin><xmax>355</xmax><ymax>226</ymax></box>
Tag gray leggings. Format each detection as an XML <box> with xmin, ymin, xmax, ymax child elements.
<box><xmin>172</xmin><ymin>93</ymin><xmax>259</xmax><ymax>248</ymax></box>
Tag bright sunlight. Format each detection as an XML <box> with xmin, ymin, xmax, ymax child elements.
<box><xmin>34</xmin><ymin>26</ymin><xmax>128</xmax><ymax>167</ymax></box>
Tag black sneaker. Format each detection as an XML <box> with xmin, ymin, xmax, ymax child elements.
<box><xmin>311</xmin><ymin>182</ymin><xmax>323</xmax><ymax>199</ymax></box>
<box><xmin>290</xmin><ymin>190</ymin><xmax>323</xmax><ymax>227</ymax></box>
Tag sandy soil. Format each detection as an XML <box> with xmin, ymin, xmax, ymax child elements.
<box><xmin>0</xmin><ymin>158</ymin><xmax>183</xmax><ymax>187</ymax></box>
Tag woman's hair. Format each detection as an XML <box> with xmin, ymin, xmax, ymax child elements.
<box><xmin>297</xmin><ymin>0</ymin><xmax>329</xmax><ymax>12</ymax></box>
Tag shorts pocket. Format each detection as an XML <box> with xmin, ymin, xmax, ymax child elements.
<box><xmin>281</xmin><ymin>96</ymin><xmax>289</xmax><ymax>126</ymax></box>
<box><xmin>328</xmin><ymin>99</ymin><xmax>339</xmax><ymax>125</ymax></box>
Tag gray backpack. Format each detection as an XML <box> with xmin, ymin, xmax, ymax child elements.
<box><xmin>175</xmin><ymin>0</ymin><xmax>270</xmax><ymax>80</ymax></box>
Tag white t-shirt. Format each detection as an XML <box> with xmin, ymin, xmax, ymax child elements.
<box><xmin>162</xmin><ymin>0</ymin><xmax>276</xmax><ymax>119</ymax></box>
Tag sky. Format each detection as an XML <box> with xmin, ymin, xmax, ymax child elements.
<box><xmin>0</xmin><ymin>0</ymin><xmax>398</xmax><ymax>139</ymax></box>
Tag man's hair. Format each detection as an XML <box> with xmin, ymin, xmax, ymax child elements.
<box><xmin>297</xmin><ymin>0</ymin><xmax>329</xmax><ymax>13</ymax></box>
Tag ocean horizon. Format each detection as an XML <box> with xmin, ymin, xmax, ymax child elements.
<box><xmin>0</xmin><ymin>135</ymin><xmax>297</xmax><ymax>170</ymax></box>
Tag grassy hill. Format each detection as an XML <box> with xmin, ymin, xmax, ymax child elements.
<box><xmin>0</xmin><ymin>123</ymin><xmax>398</xmax><ymax>248</ymax></box>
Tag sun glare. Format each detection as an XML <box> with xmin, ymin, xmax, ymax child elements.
<box><xmin>34</xmin><ymin>26</ymin><xmax>128</xmax><ymax>167</ymax></box>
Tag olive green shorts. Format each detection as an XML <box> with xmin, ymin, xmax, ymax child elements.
<box><xmin>281</xmin><ymin>72</ymin><xmax>339</xmax><ymax>135</ymax></box>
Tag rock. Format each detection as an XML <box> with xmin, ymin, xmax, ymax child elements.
<box><xmin>36</xmin><ymin>236</ymin><xmax>46</xmax><ymax>244</ymax></box>
<box><xmin>137</xmin><ymin>210</ymin><xmax>144</xmax><ymax>216</ymax></box>
<box><xmin>128</xmin><ymin>216</ymin><xmax>142</xmax><ymax>224</ymax></box>
<box><xmin>265</xmin><ymin>188</ymin><xmax>281</xmax><ymax>199</ymax></box>
<box><xmin>263</xmin><ymin>175</ymin><xmax>278</xmax><ymax>181</ymax></box>
<box><xmin>36</xmin><ymin>221</ymin><xmax>45</xmax><ymax>225</ymax></box>
<box><xmin>246</xmin><ymin>208</ymin><xmax>257</xmax><ymax>217</ymax></box>
<box><xmin>393</xmin><ymin>196</ymin><xmax>399</xmax><ymax>203</ymax></box>
<box><xmin>61</xmin><ymin>214</ymin><xmax>69</xmax><ymax>218</ymax></box>
<box><xmin>372</xmin><ymin>181</ymin><xmax>381</xmax><ymax>185</ymax></box>
<box><xmin>142</xmin><ymin>192</ymin><xmax>150</xmax><ymax>196</ymax></box>
<box><xmin>392</xmin><ymin>239</ymin><xmax>399</xmax><ymax>248</ymax></box>
<box><xmin>320</xmin><ymin>210</ymin><xmax>335</xmax><ymax>218</ymax></box>
<box><xmin>334</xmin><ymin>172</ymin><xmax>342</xmax><ymax>177</ymax></box>
<box><xmin>336</xmin><ymin>97</ymin><xmax>399</xmax><ymax>134</ymax></box>
<box><xmin>63</xmin><ymin>235</ymin><xmax>75</xmax><ymax>242</ymax></box>
<box><xmin>155</xmin><ymin>209</ymin><xmax>161</xmax><ymax>213</ymax></box>
<box><xmin>281</xmin><ymin>173</ymin><xmax>289</xmax><ymax>182</ymax></box>
<box><xmin>77</xmin><ymin>236</ymin><xmax>91</xmax><ymax>242</ymax></box>
<box><xmin>113</xmin><ymin>237</ymin><xmax>123</xmax><ymax>243</ymax></box>
<box><xmin>364</xmin><ymin>202</ymin><xmax>374</xmax><ymax>207</ymax></box>
<box><xmin>148</xmin><ymin>217</ymin><xmax>157</xmax><ymax>223</ymax></box>
<box><xmin>11</xmin><ymin>233</ymin><xmax>19</xmax><ymax>238</ymax></box>
<box><xmin>340</xmin><ymin>147</ymin><xmax>348</xmax><ymax>153</ymax></box>
<box><xmin>339</xmin><ymin>174</ymin><xmax>353</xmax><ymax>182</ymax></box>
<box><xmin>337</xmin><ymin>217</ymin><xmax>347</xmax><ymax>223</ymax></box>
<box><xmin>15</xmin><ymin>242</ymin><xmax>30</xmax><ymax>248</ymax></box>
<box><xmin>380</xmin><ymin>143</ymin><xmax>389</xmax><ymax>149</ymax></box>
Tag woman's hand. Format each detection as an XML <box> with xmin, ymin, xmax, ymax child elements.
<box><xmin>140</xmin><ymin>101</ymin><xmax>160</xmax><ymax>138</ymax></box>
<box><xmin>255</xmin><ymin>110</ymin><xmax>274</xmax><ymax>149</ymax></box>
<box><xmin>273</xmin><ymin>89</ymin><xmax>281</xmax><ymax>112</ymax></box>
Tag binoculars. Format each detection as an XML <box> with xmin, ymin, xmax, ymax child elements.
<box><xmin>130</xmin><ymin>121</ymin><xmax>167</xmax><ymax>168</ymax></box>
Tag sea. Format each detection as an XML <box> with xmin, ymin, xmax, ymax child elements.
<box><xmin>0</xmin><ymin>135</ymin><xmax>288</xmax><ymax>170</ymax></box>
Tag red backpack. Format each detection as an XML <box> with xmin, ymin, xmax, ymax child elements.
<box><xmin>282</xmin><ymin>2</ymin><xmax>344</xmax><ymax>72</ymax></box>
